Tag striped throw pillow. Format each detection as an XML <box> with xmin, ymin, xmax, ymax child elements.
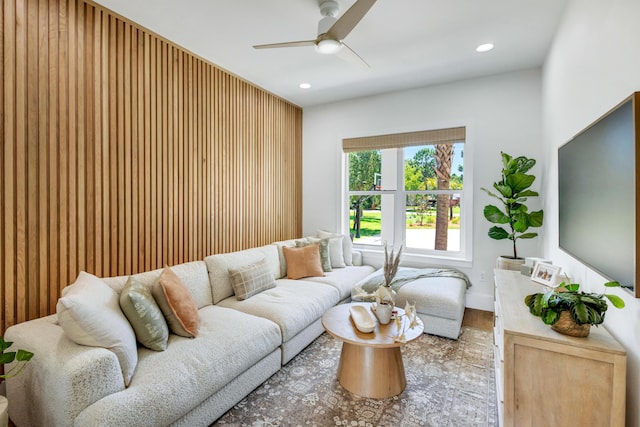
<box><xmin>229</xmin><ymin>258</ymin><xmax>276</xmax><ymax>300</ymax></box>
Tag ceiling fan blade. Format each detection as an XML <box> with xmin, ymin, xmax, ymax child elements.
<box><xmin>327</xmin><ymin>0</ymin><xmax>376</xmax><ymax>41</ymax></box>
<box><xmin>253</xmin><ymin>40</ymin><xmax>316</xmax><ymax>49</ymax></box>
<box><xmin>336</xmin><ymin>42</ymin><xmax>369</xmax><ymax>69</ymax></box>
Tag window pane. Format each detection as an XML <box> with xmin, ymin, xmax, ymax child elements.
<box><xmin>349</xmin><ymin>150</ymin><xmax>382</xmax><ymax>191</ymax></box>
<box><xmin>404</xmin><ymin>142</ymin><xmax>464</xmax><ymax>191</ymax></box>
<box><xmin>349</xmin><ymin>195</ymin><xmax>382</xmax><ymax>245</ymax></box>
<box><xmin>405</xmin><ymin>194</ymin><xmax>461</xmax><ymax>252</ymax></box>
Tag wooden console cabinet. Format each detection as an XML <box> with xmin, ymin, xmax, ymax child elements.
<box><xmin>494</xmin><ymin>269</ymin><xmax>626</xmax><ymax>426</ymax></box>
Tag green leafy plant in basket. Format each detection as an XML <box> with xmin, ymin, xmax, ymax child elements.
<box><xmin>524</xmin><ymin>281</ymin><xmax>625</xmax><ymax>327</ymax></box>
<box><xmin>0</xmin><ymin>337</ymin><xmax>34</xmax><ymax>382</ymax></box>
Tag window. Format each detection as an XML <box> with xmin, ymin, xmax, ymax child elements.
<box><xmin>343</xmin><ymin>127</ymin><xmax>470</xmax><ymax>260</ymax></box>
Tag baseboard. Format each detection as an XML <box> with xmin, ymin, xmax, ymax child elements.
<box><xmin>465</xmin><ymin>292</ymin><xmax>494</xmax><ymax>312</ymax></box>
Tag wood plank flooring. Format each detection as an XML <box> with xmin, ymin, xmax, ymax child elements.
<box><xmin>462</xmin><ymin>308</ymin><xmax>494</xmax><ymax>332</ymax></box>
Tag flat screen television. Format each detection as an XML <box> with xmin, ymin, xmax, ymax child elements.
<box><xmin>558</xmin><ymin>92</ymin><xmax>640</xmax><ymax>296</ymax></box>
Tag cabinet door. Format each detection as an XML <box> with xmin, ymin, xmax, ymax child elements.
<box><xmin>504</xmin><ymin>334</ymin><xmax>626</xmax><ymax>427</ymax></box>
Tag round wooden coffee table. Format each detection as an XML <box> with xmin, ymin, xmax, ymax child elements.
<box><xmin>321</xmin><ymin>302</ymin><xmax>424</xmax><ymax>399</ymax></box>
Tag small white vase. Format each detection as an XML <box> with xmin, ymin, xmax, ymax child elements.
<box><xmin>374</xmin><ymin>303</ymin><xmax>393</xmax><ymax>324</ymax></box>
<box><xmin>0</xmin><ymin>395</ymin><xmax>8</xmax><ymax>427</ymax></box>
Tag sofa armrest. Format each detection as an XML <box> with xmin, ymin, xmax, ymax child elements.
<box><xmin>352</xmin><ymin>250</ymin><xmax>364</xmax><ymax>266</ymax></box>
<box><xmin>5</xmin><ymin>315</ymin><xmax>125</xmax><ymax>427</ymax></box>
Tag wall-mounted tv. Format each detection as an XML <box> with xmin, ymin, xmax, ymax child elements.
<box><xmin>558</xmin><ymin>92</ymin><xmax>639</xmax><ymax>296</ymax></box>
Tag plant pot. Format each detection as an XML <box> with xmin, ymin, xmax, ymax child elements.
<box><xmin>373</xmin><ymin>302</ymin><xmax>393</xmax><ymax>324</ymax></box>
<box><xmin>551</xmin><ymin>311</ymin><xmax>591</xmax><ymax>337</ymax></box>
<box><xmin>0</xmin><ymin>395</ymin><xmax>7</xmax><ymax>427</ymax></box>
<box><xmin>495</xmin><ymin>256</ymin><xmax>525</xmax><ymax>271</ymax></box>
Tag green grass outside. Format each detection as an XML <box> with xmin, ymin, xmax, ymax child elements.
<box><xmin>349</xmin><ymin>208</ymin><xmax>460</xmax><ymax>238</ymax></box>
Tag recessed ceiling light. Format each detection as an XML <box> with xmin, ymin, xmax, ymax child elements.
<box><xmin>299</xmin><ymin>83</ymin><xmax>311</xmax><ymax>89</ymax></box>
<box><xmin>476</xmin><ymin>43</ymin><xmax>494</xmax><ymax>53</ymax></box>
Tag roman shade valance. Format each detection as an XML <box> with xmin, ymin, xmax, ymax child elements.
<box><xmin>342</xmin><ymin>126</ymin><xmax>466</xmax><ymax>152</ymax></box>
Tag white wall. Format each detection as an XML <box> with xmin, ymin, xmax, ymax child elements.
<box><xmin>302</xmin><ymin>68</ymin><xmax>544</xmax><ymax>311</ymax></box>
<box><xmin>542</xmin><ymin>0</ymin><xmax>640</xmax><ymax>424</ymax></box>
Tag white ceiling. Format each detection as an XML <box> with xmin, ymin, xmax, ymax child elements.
<box><xmin>94</xmin><ymin>0</ymin><xmax>568</xmax><ymax>108</ymax></box>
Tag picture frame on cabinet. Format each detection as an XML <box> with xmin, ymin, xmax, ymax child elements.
<box><xmin>531</xmin><ymin>263</ymin><xmax>562</xmax><ymax>287</ymax></box>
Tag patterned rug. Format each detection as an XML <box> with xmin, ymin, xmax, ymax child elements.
<box><xmin>214</xmin><ymin>327</ymin><xmax>497</xmax><ymax>427</ymax></box>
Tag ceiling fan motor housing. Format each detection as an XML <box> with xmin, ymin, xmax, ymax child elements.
<box><xmin>317</xmin><ymin>16</ymin><xmax>338</xmax><ymax>38</ymax></box>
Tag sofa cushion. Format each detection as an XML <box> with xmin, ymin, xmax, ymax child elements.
<box><xmin>283</xmin><ymin>245</ymin><xmax>324</xmax><ymax>280</ymax></box>
<box><xmin>168</xmin><ymin>261</ymin><xmax>215</xmax><ymax>309</ymax></box>
<box><xmin>205</xmin><ymin>245</ymin><xmax>280</xmax><ymax>304</ymax></box>
<box><xmin>152</xmin><ymin>268</ymin><xmax>199</xmax><ymax>338</ymax></box>
<box><xmin>56</xmin><ymin>271</ymin><xmax>138</xmax><ymax>386</ymax></box>
<box><xmin>120</xmin><ymin>276</ymin><xmax>169</xmax><ymax>351</ymax></box>
<box><xmin>318</xmin><ymin>230</ymin><xmax>353</xmax><ymax>266</ymax></box>
<box><xmin>217</xmin><ymin>280</ymin><xmax>340</xmax><ymax>342</ymax></box>
<box><xmin>101</xmin><ymin>261</ymin><xmax>213</xmax><ymax>309</ymax></box>
<box><xmin>74</xmin><ymin>306</ymin><xmax>282</xmax><ymax>427</ymax></box>
<box><xmin>305</xmin><ymin>265</ymin><xmax>377</xmax><ymax>300</ymax></box>
<box><xmin>229</xmin><ymin>258</ymin><xmax>276</xmax><ymax>300</ymax></box>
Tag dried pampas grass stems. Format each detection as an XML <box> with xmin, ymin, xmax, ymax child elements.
<box><xmin>383</xmin><ymin>243</ymin><xmax>403</xmax><ymax>286</ymax></box>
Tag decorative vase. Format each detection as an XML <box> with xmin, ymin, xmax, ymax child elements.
<box><xmin>495</xmin><ymin>256</ymin><xmax>525</xmax><ymax>271</ymax></box>
<box><xmin>551</xmin><ymin>311</ymin><xmax>591</xmax><ymax>337</ymax></box>
<box><xmin>374</xmin><ymin>302</ymin><xmax>393</xmax><ymax>324</ymax></box>
<box><xmin>376</xmin><ymin>286</ymin><xmax>397</xmax><ymax>307</ymax></box>
<box><xmin>0</xmin><ymin>395</ymin><xmax>8</xmax><ymax>427</ymax></box>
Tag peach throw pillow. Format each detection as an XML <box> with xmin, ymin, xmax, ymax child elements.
<box><xmin>282</xmin><ymin>244</ymin><xmax>324</xmax><ymax>280</ymax></box>
<box><xmin>152</xmin><ymin>267</ymin><xmax>199</xmax><ymax>338</ymax></box>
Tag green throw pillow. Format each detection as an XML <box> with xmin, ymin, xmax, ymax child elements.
<box><xmin>120</xmin><ymin>276</ymin><xmax>170</xmax><ymax>351</ymax></box>
<box><xmin>297</xmin><ymin>238</ymin><xmax>332</xmax><ymax>272</ymax></box>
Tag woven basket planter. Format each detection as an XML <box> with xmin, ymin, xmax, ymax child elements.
<box><xmin>551</xmin><ymin>311</ymin><xmax>591</xmax><ymax>337</ymax></box>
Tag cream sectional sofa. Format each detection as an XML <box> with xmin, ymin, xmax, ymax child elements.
<box><xmin>5</xmin><ymin>238</ymin><xmax>375</xmax><ymax>427</ymax></box>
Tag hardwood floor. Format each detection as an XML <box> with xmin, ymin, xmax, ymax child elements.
<box><xmin>462</xmin><ymin>308</ymin><xmax>494</xmax><ymax>332</ymax></box>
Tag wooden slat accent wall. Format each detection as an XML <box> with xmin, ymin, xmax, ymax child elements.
<box><xmin>0</xmin><ymin>0</ymin><xmax>303</xmax><ymax>333</ymax></box>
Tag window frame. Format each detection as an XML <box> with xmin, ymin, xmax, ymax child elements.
<box><xmin>341</xmin><ymin>128</ymin><xmax>473</xmax><ymax>266</ymax></box>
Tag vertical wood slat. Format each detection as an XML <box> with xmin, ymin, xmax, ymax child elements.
<box><xmin>1</xmin><ymin>0</ymin><xmax>302</xmax><ymax>333</ymax></box>
<box><xmin>4</xmin><ymin>0</ymin><xmax>16</xmax><ymax>330</ymax></box>
<box><xmin>15</xmin><ymin>0</ymin><xmax>27</xmax><ymax>324</ymax></box>
<box><xmin>26</xmin><ymin>0</ymin><xmax>39</xmax><ymax>321</ymax></box>
<box><xmin>0</xmin><ymin>0</ymin><xmax>5</xmax><ymax>329</ymax></box>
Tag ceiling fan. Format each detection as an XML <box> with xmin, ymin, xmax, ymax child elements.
<box><xmin>253</xmin><ymin>0</ymin><xmax>376</xmax><ymax>68</ymax></box>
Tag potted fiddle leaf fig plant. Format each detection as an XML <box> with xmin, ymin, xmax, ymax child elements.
<box><xmin>481</xmin><ymin>152</ymin><xmax>544</xmax><ymax>270</ymax></box>
<box><xmin>524</xmin><ymin>280</ymin><xmax>625</xmax><ymax>337</ymax></box>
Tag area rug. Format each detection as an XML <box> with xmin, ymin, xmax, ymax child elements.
<box><xmin>214</xmin><ymin>327</ymin><xmax>497</xmax><ymax>427</ymax></box>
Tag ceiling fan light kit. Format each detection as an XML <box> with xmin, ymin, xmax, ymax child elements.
<box><xmin>317</xmin><ymin>38</ymin><xmax>342</xmax><ymax>54</ymax></box>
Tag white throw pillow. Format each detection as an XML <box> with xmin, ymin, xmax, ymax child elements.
<box><xmin>327</xmin><ymin>236</ymin><xmax>346</xmax><ymax>268</ymax></box>
<box><xmin>317</xmin><ymin>230</ymin><xmax>353</xmax><ymax>266</ymax></box>
<box><xmin>56</xmin><ymin>271</ymin><xmax>138</xmax><ymax>386</ymax></box>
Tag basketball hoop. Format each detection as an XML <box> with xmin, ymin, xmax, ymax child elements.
<box><xmin>374</xmin><ymin>172</ymin><xmax>382</xmax><ymax>191</ymax></box>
